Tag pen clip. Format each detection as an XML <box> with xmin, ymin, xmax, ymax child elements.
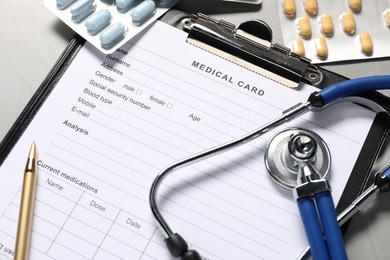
<box><xmin>181</xmin><ymin>13</ymin><xmax>321</xmax><ymax>89</ymax></box>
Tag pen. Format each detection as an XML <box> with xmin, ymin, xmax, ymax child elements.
<box><xmin>14</xmin><ymin>143</ymin><xmax>37</xmax><ymax>260</ymax></box>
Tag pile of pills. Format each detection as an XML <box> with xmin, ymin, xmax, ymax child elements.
<box><xmin>277</xmin><ymin>0</ymin><xmax>390</xmax><ymax>63</ymax></box>
<box><xmin>44</xmin><ymin>0</ymin><xmax>178</xmax><ymax>54</ymax></box>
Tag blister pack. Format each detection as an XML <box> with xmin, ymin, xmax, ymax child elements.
<box><xmin>277</xmin><ymin>0</ymin><xmax>390</xmax><ymax>64</ymax></box>
<box><xmin>44</xmin><ymin>0</ymin><xmax>178</xmax><ymax>54</ymax></box>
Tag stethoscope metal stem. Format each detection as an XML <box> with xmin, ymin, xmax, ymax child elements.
<box><xmin>149</xmin><ymin>101</ymin><xmax>313</xmax><ymax>238</ymax></box>
<box><xmin>337</xmin><ymin>185</ymin><xmax>380</xmax><ymax>226</ymax></box>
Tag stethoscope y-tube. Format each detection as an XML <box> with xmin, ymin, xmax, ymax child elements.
<box><xmin>299</xmin><ymin>165</ymin><xmax>390</xmax><ymax>260</ymax></box>
<box><xmin>149</xmin><ymin>75</ymin><xmax>390</xmax><ymax>260</ymax></box>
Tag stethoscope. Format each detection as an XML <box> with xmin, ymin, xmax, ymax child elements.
<box><xmin>149</xmin><ymin>75</ymin><xmax>390</xmax><ymax>260</ymax></box>
<box><xmin>265</xmin><ymin>127</ymin><xmax>341</xmax><ymax>260</ymax></box>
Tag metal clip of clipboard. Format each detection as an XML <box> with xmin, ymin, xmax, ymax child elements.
<box><xmin>181</xmin><ymin>13</ymin><xmax>321</xmax><ymax>89</ymax></box>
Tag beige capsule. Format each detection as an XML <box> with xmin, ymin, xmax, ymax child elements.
<box><xmin>303</xmin><ymin>0</ymin><xmax>318</xmax><ymax>15</ymax></box>
<box><xmin>384</xmin><ymin>9</ymin><xmax>390</xmax><ymax>28</ymax></box>
<box><xmin>283</xmin><ymin>0</ymin><xmax>296</xmax><ymax>17</ymax></box>
<box><xmin>314</xmin><ymin>37</ymin><xmax>328</xmax><ymax>59</ymax></box>
<box><xmin>340</xmin><ymin>11</ymin><xmax>356</xmax><ymax>34</ymax></box>
<box><xmin>319</xmin><ymin>14</ymin><xmax>334</xmax><ymax>36</ymax></box>
<box><xmin>291</xmin><ymin>38</ymin><xmax>305</xmax><ymax>56</ymax></box>
<box><xmin>297</xmin><ymin>16</ymin><xmax>312</xmax><ymax>39</ymax></box>
<box><xmin>348</xmin><ymin>0</ymin><xmax>362</xmax><ymax>12</ymax></box>
<box><xmin>358</xmin><ymin>32</ymin><xmax>373</xmax><ymax>55</ymax></box>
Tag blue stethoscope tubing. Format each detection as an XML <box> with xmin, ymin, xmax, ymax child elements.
<box><xmin>299</xmin><ymin>164</ymin><xmax>390</xmax><ymax>260</ymax></box>
<box><xmin>317</xmin><ymin>75</ymin><xmax>390</xmax><ymax>105</ymax></box>
<box><xmin>316</xmin><ymin>192</ymin><xmax>345</xmax><ymax>259</ymax></box>
<box><xmin>149</xmin><ymin>75</ymin><xmax>390</xmax><ymax>260</ymax></box>
<box><xmin>299</xmin><ymin>191</ymin><xmax>346</xmax><ymax>260</ymax></box>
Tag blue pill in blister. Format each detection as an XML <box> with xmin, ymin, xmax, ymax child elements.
<box><xmin>85</xmin><ymin>9</ymin><xmax>111</xmax><ymax>35</ymax></box>
<box><xmin>131</xmin><ymin>0</ymin><xmax>156</xmax><ymax>26</ymax></box>
<box><xmin>56</xmin><ymin>0</ymin><xmax>77</xmax><ymax>9</ymax></box>
<box><xmin>100</xmin><ymin>23</ymin><xmax>126</xmax><ymax>49</ymax></box>
<box><xmin>70</xmin><ymin>0</ymin><xmax>96</xmax><ymax>22</ymax></box>
<box><xmin>116</xmin><ymin>0</ymin><xmax>138</xmax><ymax>13</ymax></box>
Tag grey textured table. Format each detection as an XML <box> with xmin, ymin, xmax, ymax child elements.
<box><xmin>1</xmin><ymin>0</ymin><xmax>390</xmax><ymax>259</ymax></box>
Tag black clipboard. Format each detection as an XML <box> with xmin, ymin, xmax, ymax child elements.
<box><xmin>0</xmin><ymin>8</ymin><xmax>389</xmax><ymax>240</ymax></box>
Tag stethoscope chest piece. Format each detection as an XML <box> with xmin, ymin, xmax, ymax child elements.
<box><xmin>265</xmin><ymin>128</ymin><xmax>331</xmax><ymax>189</ymax></box>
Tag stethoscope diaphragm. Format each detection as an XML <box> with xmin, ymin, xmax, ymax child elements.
<box><xmin>264</xmin><ymin>128</ymin><xmax>331</xmax><ymax>189</ymax></box>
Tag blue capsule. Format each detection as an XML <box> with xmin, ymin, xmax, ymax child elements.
<box><xmin>131</xmin><ymin>0</ymin><xmax>156</xmax><ymax>26</ymax></box>
<box><xmin>100</xmin><ymin>23</ymin><xmax>126</xmax><ymax>49</ymax></box>
<box><xmin>70</xmin><ymin>0</ymin><xmax>96</xmax><ymax>23</ymax></box>
<box><xmin>56</xmin><ymin>0</ymin><xmax>77</xmax><ymax>9</ymax></box>
<box><xmin>85</xmin><ymin>9</ymin><xmax>111</xmax><ymax>35</ymax></box>
<box><xmin>116</xmin><ymin>0</ymin><xmax>139</xmax><ymax>13</ymax></box>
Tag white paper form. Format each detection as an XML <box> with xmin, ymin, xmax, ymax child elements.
<box><xmin>0</xmin><ymin>21</ymin><xmax>375</xmax><ymax>260</ymax></box>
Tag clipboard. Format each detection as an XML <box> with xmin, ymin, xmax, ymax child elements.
<box><xmin>0</xmin><ymin>8</ymin><xmax>389</xmax><ymax>259</ymax></box>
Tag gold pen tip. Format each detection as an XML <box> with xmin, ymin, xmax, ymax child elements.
<box><xmin>28</xmin><ymin>143</ymin><xmax>36</xmax><ymax>159</ymax></box>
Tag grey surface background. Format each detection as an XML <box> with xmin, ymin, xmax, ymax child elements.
<box><xmin>1</xmin><ymin>0</ymin><xmax>390</xmax><ymax>259</ymax></box>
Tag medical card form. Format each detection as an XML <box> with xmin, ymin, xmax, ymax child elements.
<box><xmin>0</xmin><ymin>21</ymin><xmax>375</xmax><ymax>259</ymax></box>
